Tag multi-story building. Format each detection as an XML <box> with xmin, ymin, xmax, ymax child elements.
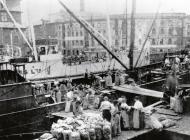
<box><xmin>34</xmin><ymin>20</ymin><xmax>65</xmax><ymax>53</ymax></box>
<box><xmin>35</xmin><ymin>11</ymin><xmax>188</xmax><ymax>57</ymax></box>
<box><xmin>0</xmin><ymin>0</ymin><xmax>25</xmax><ymax>50</ymax></box>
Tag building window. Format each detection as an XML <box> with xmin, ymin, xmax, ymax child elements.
<box><xmin>152</xmin><ymin>28</ymin><xmax>156</xmax><ymax>35</ymax></box>
<box><xmin>168</xmin><ymin>38</ymin><xmax>172</xmax><ymax>44</ymax></box>
<box><xmin>160</xmin><ymin>28</ymin><xmax>164</xmax><ymax>34</ymax></box>
<box><xmin>160</xmin><ymin>39</ymin><xmax>164</xmax><ymax>45</ymax></box>
<box><xmin>1</xmin><ymin>12</ymin><xmax>7</xmax><ymax>22</ymax></box>
<box><xmin>76</xmin><ymin>50</ymin><xmax>79</xmax><ymax>55</ymax></box>
<box><xmin>152</xmin><ymin>39</ymin><xmax>156</xmax><ymax>45</ymax></box>
<box><xmin>73</xmin><ymin>50</ymin><xmax>75</xmax><ymax>55</ymax></box>
<box><xmin>72</xmin><ymin>32</ymin><xmax>74</xmax><ymax>36</ymax></box>
<box><xmin>80</xmin><ymin>31</ymin><xmax>83</xmax><ymax>36</ymax></box>
<box><xmin>76</xmin><ymin>31</ymin><xmax>78</xmax><ymax>36</ymax></box>
<box><xmin>72</xmin><ymin>40</ymin><xmax>75</xmax><ymax>46</ymax></box>
<box><xmin>76</xmin><ymin>40</ymin><xmax>79</xmax><ymax>46</ymax></box>
<box><xmin>169</xmin><ymin>28</ymin><xmax>173</xmax><ymax>35</ymax></box>
<box><xmin>67</xmin><ymin>50</ymin><xmax>71</xmax><ymax>56</ymax></box>
<box><xmin>80</xmin><ymin>40</ymin><xmax>83</xmax><ymax>46</ymax></box>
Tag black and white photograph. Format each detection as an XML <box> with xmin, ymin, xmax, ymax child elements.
<box><xmin>0</xmin><ymin>0</ymin><xmax>190</xmax><ymax>139</ymax></box>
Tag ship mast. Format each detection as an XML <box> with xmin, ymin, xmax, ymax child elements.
<box><xmin>129</xmin><ymin>0</ymin><xmax>136</xmax><ymax>70</ymax></box>
<box><xmin>125</xmin><ymin>0</ymin><xmax>128</xmax><ymax>49</ymax></box>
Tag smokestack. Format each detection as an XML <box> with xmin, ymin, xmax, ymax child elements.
<box><xmin>80</xmin><ymin>0</ymin><xmax>85</xmax><ymax>12</ymax></box>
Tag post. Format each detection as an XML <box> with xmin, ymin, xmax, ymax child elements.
<box><xmin>129</xmin><ymin>0</ymin><xmax>136</xmax><ymax>70</ymax></box>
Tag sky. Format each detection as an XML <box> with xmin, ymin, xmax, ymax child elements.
<box><xmin>21</xmin><ymin>0</ymin><xmax>190</xmax><ymax>25</ymax></box>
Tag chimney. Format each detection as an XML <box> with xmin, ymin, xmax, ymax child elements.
<box><xmin>80</xmin><ymin>0</ymin><xmax>85</xmax><ymax>12</ymax></box>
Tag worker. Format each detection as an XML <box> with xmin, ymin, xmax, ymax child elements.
<box><xmin>115</xmin><ymin>70</ymin><xmax>120</xmax><ymax>86</ymax></box>
<box><xmin>132</xmin><ymin>96</ymin><xmax>144</xmax><ymax>130</ymax></box>
<box><xmin>88</xmin><ymin>90</ymin><xmax>95</xmax><ymax>109</ymax></box>
<box><xmin>165</xmin><ymin>71</ymin><xmax>179</xmax><ymax>101</ymax></box>
<box><xmin>67</xmin><ymin>79</ymin><xmax>73</xmax><ymax>91</ymax></box>
<box><xmin>60</xmin><ymin>82</ymin><xmax>68</xmax><ymax>101</ymax></box>
<box><xmin>74</xmin><ymin>101</ymin><xmax>83</xmax><ymax>116</ymax></box>
<box><xmin>120</xmin><ymin>96</ymin><xmax>131</xmax><ymax>130</ymax></box>
<box><xmin>173</xmin><ymin>90</ymin><xmax>183</xmax><ymax>113</ymax></box>
<box><xmin>105</xmin><ymin>71</ymin><xmax>113</xmax><ymax>89</ymax></box>
<box><xmin>164</xmin><ymin>57</ymin><xmax>170</xmax><ymax>70</ymax></box>
<box><xmin>65</xmin><ymin>88</ymin><xmax>74</xmax><ymax>113</ymax></box>
<box><xmin>119</xmin><ymin>72</ymin><xmax>126</xmax><ymax>85</ymax></box>
<box><xmin>112</xmin><ymin>100</ymin><xmax>121</xmax><ymax>136</ymax></box>
<box><xmin>99</xmin><ymin>96</ymin><xmax>114</xmax><ymax>122</ymax></box>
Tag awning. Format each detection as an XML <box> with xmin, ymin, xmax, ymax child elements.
<box><xmin>113</xmin><ymin>84</ymin><xmax>163</xmax><ymax>98</ymax></box>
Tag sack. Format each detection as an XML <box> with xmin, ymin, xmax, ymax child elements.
<box><xmin>150</xmin><ymin>116</ymin><xmax>163</xmax><ymax>131</ymax></box>
<box><xmin>63</xmin><ymin>130</ymin><xmax>72</xmax><ymax>140</ymax></box>
<box><xmin>80</xmin><ymin>130</ymin><xmax>90</xmax><ymax>140</ymax></box>
<box><xmin>40</xmin><ymin>133</ymin><xmax>53</xmax><ymax>140</ymax></box>
<box><xmin>161</xmin><ymin>119</ymin><xmax>176</xmax><ymax>128</ymax></box>
<box><xmin>71</xmin><ymin>132</ymin><xmax>81</xmax><ymax>140</ymax></box>
<box><xmin>89</xmin><ymin>128</ymin><xmax>96</xmax><ymax>140</ymax></box>
<box><xmin>103</xmin><ymin>125</ymin><xmax>112</xmax><ymax>140</ymax></box>
<box><xmin>95</xmin><ymin>125</ymin><xmax>103</xmax><ymax>140</ymax></box>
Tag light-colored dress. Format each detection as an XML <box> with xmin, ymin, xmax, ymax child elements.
<box><xmin>133</xmin><ymin>100</ymin><xmax>143</xmax><ymax>129</ymax></box>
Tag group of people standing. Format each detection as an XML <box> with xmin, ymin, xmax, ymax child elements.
<box><xmin>99</xmin><ymin>95</ymin><xmax>144</xmax><ymax>136</ymax></box>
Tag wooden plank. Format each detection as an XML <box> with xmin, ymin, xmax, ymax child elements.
<box><xmin>113</xmin><ymin>85</ymin><xmax>163</xmax><ymax>98</ymax></box>
<box><xmin>156</xmin><ymin>108</ymin><xmax>178</xmax><ymax>116</ymax></box>
<box><xmin>179</xmin><ymin>84</ymin><xmax>190</xmax><ymax>88</ymax></box>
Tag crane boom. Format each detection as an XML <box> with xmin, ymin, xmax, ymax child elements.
<box><xmin>57</xmin><ymin>0</ymin><xmax>129</xmax><ymax>71</ymax></box>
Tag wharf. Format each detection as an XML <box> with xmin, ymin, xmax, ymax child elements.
<box><xmin>51</xmin><ymin>110</ymin><xmax>153</xmax><ymax>140</ymax></box>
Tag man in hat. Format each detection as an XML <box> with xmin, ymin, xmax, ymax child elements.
<box><xmin>105</xmin><ymin>71</ymin><xmax>113</xmax><ymax>89</ymax></box>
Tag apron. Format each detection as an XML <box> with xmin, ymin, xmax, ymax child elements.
<box><xmin>112</xmin><ymin>113</ymin><xmax>121</xmax><ymax>136</ymax></box>
<box><xmin>121</xmin><ymin>110</ymin><xmax>130</xmax><ymax>129</ymax></box>
<box><xmin>133</xmin><ymin>109</ymin><xmax>140</xmax><ymax>129</ymax></box>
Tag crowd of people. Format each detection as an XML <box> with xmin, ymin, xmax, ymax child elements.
<box><xmin>62</xmin><ymin>54</ymin><xmax>107</xmax><ymax>66</ymax></box>
<box><xmin>164</xmin><ymin>54</ymin><xmax>190</xmax><ymax>72</ymax></box>
<box><xmin>33</xmin><ymin>69</ymin><xmax>144</xmax><ymax>136</ymax></box>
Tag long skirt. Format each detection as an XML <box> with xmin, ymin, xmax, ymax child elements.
<box><xmin>133</xmin><ymin>109</ymin><xmax>140</xmax><ymax>129</ymax></box>
<box><xmin>112</xmin><ymin>114</ymin><xmax>121</xmax><ymax>136</ymax></box>
<box><xmin>102</xmin><ymin>110</ymin><xmax>111</xmax><ymax>122</ymax></box>
<box><xmin>121</xmin><ymin>110</ymin><xmax>130</xmax><ymax>129</ymax></box>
